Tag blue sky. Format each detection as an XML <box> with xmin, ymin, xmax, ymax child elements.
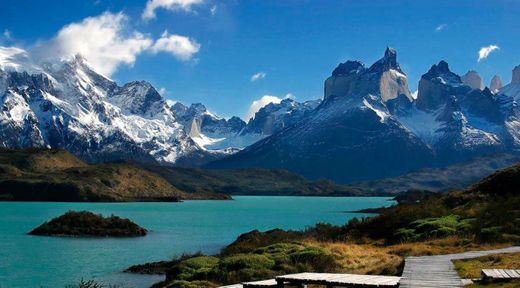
<box><xmin>1</xmin><ymin>0</ymin><xmax>519</xmax><ymax>119</ymax></box>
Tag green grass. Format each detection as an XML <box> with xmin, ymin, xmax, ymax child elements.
<box><xmin>394</xmin><ymin>215</ymin><xmax>474</xmax><ymax>241</ymax></box>
<box><xmin>453</xmin><ymin>252</ymin><xmax>520</xmax><ymax>279</ymax></box>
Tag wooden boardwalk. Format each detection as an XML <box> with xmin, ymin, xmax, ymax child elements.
<box><xmin>222</xmin><ymin>246</ymin><xmax>520</xmax><ymax>288</ymax></box>
<box><xmin>400</xmin><ymin>246</ymin><xmax>520</xmax><ymax>288</ymax></box>
<box><xmin>221</xmin><ymin>273</ymin><xmax>400</xmax><ymax>287</ymax></box>
<box><xmin>482</xmin><ymin>269</ymin><xmax>520</xmax><ymax>280</ymax></box>
<box><xmin>276</xmin><ymin>272</ymin><xmax>400</xmax><ymax>287</ymax></box>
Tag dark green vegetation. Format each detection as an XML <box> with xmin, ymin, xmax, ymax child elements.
<box><xmin>142</xmin><ymin>165</ymin><xmax>373</xmax><ymax>196</ymax></box>
<box><xmin>128</xmin><ymin>242</ymin><xmax>339</xmax><ymax>288</ymax></box>
<box><xmin>346</xmin><ymin>162</ymin><xmax>520</xmax><ymax>244</ymax></box>
<box><xmin>0</xmin><ymin>148</ymin><xmax>376</xmax><ymax>201</ymax></box>
<box><xmin>1</xmin><ymin>149</ymin><xmax>516</xmax><ymax>202</ymax></box>
<box><xmin>29</xmin><ymin>211</ymin><xmax>146</xmax><ymax>237</ymax></box>
<box><xmin>152</xmin><ymin>153</ymin><xmax>520</xmax><ymax>197</ymax></box>
<box><xmin>0</xmin><ymin>148</ymin><xmax>203</xmax><ymax>201</ymax></box>
<box><xmin>349</xmin><ymin>153</ymin><xmax>520</xmax><ymax>194</ymax></box>
<box><xmin>129</xmin><ymin>160</ymin><xmax>520</xmax><ymax>287</ymax></box>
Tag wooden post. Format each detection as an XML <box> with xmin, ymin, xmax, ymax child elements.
<box><xmin>276</xmin><ymin>279</ymin><xmax>284</xmax><ymax>288</ymax></box>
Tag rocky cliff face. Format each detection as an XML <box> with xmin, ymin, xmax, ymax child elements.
<box><xmin>209</xmin><ymin>48</ymin><xmax>434</xmax><ymax>182</ymax></box>
<box><xmin>241</xmin><ymin>98</ymin><xmax>320</xmax><ymax>135</ymax></box>
<box><xmin>461</xmin><ymin>70</ymin><xmax>484</xmax><ymax>90</ymax></box>
<box><xmin>406</xmin><ymin>62</ymin><xmax>504</xmax><ymax>162</ymax></box>
<box><xmin>490</xmin><ymin>75</ymin><xmax>503</xmax><ymax>93</ymax></box>
<box><xmin>171</xmin><ymin>102</ymin><xmax>247</xmax><ymax>150</ymax></box>
<box><xmin>171</xmin><ymin>98</ymin><xmax>321</xmax><ymax>151</ymax></box>
<box><xmin>325</xmin><ymin>47</ymin><xmax>412</xmax><ymax>103</ymax></box>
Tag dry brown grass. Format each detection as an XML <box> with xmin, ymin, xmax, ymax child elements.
<box><xmin>385</xmin><ymin>237</ymin><xmax>512</xmax><ymax>257</ymax></box>
<box><xmin>453</xmin><ymin>252</ymin><xmax>520</xmax><ymax>279</ymax></box>
<box><xmin>312</xmin><ymin>241</ymin><xmax>403</xmax><ymax>275</ymax></box>
<box><xmin>304</xmin><ymin>237</ymin><xmax>512</xmax><ymax>277</ymax></box>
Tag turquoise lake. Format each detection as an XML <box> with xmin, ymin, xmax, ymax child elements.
<box><xmin>0</xmin><ymin>196</ymin><xmax>394</xmax><ymax>288</ymax></box>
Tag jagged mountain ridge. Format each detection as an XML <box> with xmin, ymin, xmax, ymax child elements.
<box><xmin>4</xmin><ymin>44</ymin><xmax>520</xmax><ymax>184</ymax></box>
<box><xmin>209</xmin><ymin>48</ymin><xmax>520</xmax><ymax>183</ymax></box>
<box><xmin>171</xmin><ymin>97</ymin><xmax>321</xmax><ymax>151</ymax></box>
<box><xmin>0</xmin><ymin>47</ymin><xmax>206</xmax><ymax>164</ymax></box>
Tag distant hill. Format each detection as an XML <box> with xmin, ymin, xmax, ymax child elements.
<box><xmin>140</xmin><ymin>165</ymin><xmax>372</xmax><ymax>197</ymax></box>
<box><xmin>348</xmin><ymin>153</ymin><xmax>520</xmax><ymax>194</ymax></box>
<box><xmin>0</xmin><ymin>149</ymin><xmax>374</xmax><ymax>201</ymax></box>
<box><xmin>0</xmin><ymin>149</ymin><xmax>211</xmax><ymax>201</ymax></box>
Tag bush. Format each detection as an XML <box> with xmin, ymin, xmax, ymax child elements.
<box><xmin>393</xmin><ymin>215</ymin><xmax>473</xmax><ymax>242</ymax></box>
<box><xmin>217</xmin><ymin>254</ymin><xmax>276</xmax><ymax>271</ymax></box>
<box><xmin>289</xmin><ymin>246</ymin><xmax>336</xmax><ymax>272</ymax></box>
<box><xmin>167</xmin><ymin>256</ymin><xmax>219</xmax><ymax>281</ymax></box>
<box><xmin>477</xmin><ymin>226</ymin><xmax>503</xmax><ymax>243</ymax></box>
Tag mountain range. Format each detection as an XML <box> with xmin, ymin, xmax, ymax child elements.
<box><xmin>210</xmin><ymin>48</ymin><xmax>520</xmax><ymax>182</ymax></box>
<box><xmin>1</xmin><ymin>46</ymin><xmax>520</xmax><ymax>183</ymax></box>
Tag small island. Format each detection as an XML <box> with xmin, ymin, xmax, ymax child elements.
<box><xmin>28</xmin><ymin>211</ymin><xmax>147</xmax><ymax>237</ymax></box>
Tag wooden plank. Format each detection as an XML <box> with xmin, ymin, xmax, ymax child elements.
<box><xmin>276</xmin><ymin>273</ymin><xmax>400</xmax><ymax>287</ymax></box>
<box><xmin>495</xmin><ymin>269</ymin><xmax>506</xmax><ymax>278</ymax></box>
<box><xmin>482</xmin><ymin>269</ymin><xmax>520</xmax><ymax>280</ymax></box>
<box><xmin>242</xmin><ymin>279</ymin><xmax>278</xmax><ymax>288</ymax></box>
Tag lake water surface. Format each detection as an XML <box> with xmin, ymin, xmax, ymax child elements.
<box><xmin>0</xmin><ymin>196</ymin><xmax>394</xmax><ymax>288</ymax></box>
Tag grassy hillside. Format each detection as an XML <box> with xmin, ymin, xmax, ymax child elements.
<box><xmin>0</xmin><ymin>148</ymin><xmax>217</xmax><ymax>201</ymax></box>
<box><xmin>141</xmin><ymin>165</ymin><xmax>373</xmax><ymax>196</ymax></box>
<box><xmin>128</xmin><ymin>159</ymin><xmax>520</xmax><ymax>287</ymax></box>
<box><xmin>347</xmin><ymin>162</ymin><xmax>520</xmax><ymax>243</ymax></box>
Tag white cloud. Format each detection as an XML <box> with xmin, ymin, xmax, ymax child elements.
<box><xmin>37</xmin><ymin>12</ymin><xmax>153</xmax><ymax>76</ymax></box>
<box><xmin>158</xmin><ymin>87</ymin><xmax>168</xmax><ymax>96</ymax></box>
<box><xmin>245</xmin><ymin>95</ymin><xmax>282</xmax><ymax>120</ymax></box>
<box><xmin>142</xmin><ymin>0</ymin><xmax>204</xmax><ymax>20</ymax></box>
<box><xmin>3</xmin><ymin>29</ymin><xmax>12</xmax><ymax>40</ymax></box>
<box><xmin>250</xmin><ymin>72</ymin><xmax>266</xmax><ymax>82</ymax></box>
<box><xmin>150</xmin><ymin>31</ymin><xmax>201</xmax><ymax>61</ymax></box>
<box><xmin>478</xmin><ymin>45</ymin><xmax>499</xmax><ymax>62</ymax></box>
<box><xmin>166</xmin><ymin>99</ymin><xmax>177</xmax><ymax>106</ymax></box>
<box><xmin>210</xmin><ymin>5</ymin><xmax>217</xmax><ymax>16</ymax></box>
<box><xmin>285</xmin><ymin>93</ymin><xmax>295</xmax><ymax>99</ymax></box>
<box><xmin>435</xmin><ymin>24</ymin><xmax>447</xmax><ymax>32</ymax></box>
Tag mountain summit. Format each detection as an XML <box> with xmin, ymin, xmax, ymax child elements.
<box><xmin>0</xmin><ymin>48</ymin><xmax>205</xmax><ymax>164</ymax></box>
<box><xmin>209</xmin><ymin>48</ymin><xmax>433</xmax><ymax>182</ymax></box>
<box><xmin>209</xmin><ymin>48</ymin><xmax>520</xmax><ymax>183</ymax></box>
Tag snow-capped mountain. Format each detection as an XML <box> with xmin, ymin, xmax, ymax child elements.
<box><xmin>241</xmin><ymin>98</ymin><xmax>320</xmax><ymax>135</ymax></box>
<box><xmin>208</xmin><ymin>48</ymin><xmax>435</xmax><ymax>182</ymax></box>
<box><xmin>209</xmin><ymin>48</ymin><xmax>520</xmax><ymax>183</ymax></box>
<box><xmin>171</xmin><ymin>102</ymin><xmax>246</xmax><ymax>151</ymax></box>
<box><xmin>0</xmin><ymin>47</ymin><xmax>205</xmax><ymax>164</ymax></box>
<box><xmin>171</xmin><ymin>98</ymin><xmax>321</xmax><ymax>151</ymax></box>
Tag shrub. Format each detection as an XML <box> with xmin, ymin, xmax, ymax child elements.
<box><xmin>167</xmin><ymin>256</ymin><xmax>219</xmax><ymax>281</ymax></box>
<box><xmin>217</xmin><ymin>254</ymin><xmax>275</xmax><ymax>271</ymax></box>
